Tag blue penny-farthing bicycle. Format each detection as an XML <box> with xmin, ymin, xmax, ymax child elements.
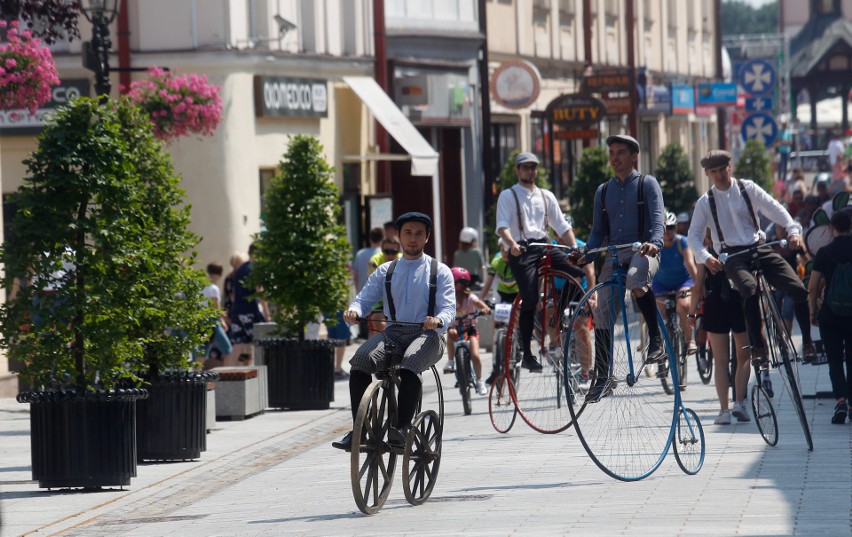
<box><xmin>563</xmin><ymin>242</ymin><xmax>705</xmax><ymax>481</ymax></box>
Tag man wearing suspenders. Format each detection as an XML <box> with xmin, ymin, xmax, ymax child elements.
<box><xmin>333</xmin><ymin>212</ymin><xmax>456</xmax><ymax>451</ymax></box>
<box><xmin>686</xmin><ymin>150</ymin><xmax>815</xmax><ymax>364</ymax></box>
<box><xmin>496</xmin><ymin>152</ymin><xmax>585</xmax><ymax>372</ymax></box>
<box><xmin>578</xmin><ymin>135</ymin><xmax>666</xmax><ymax>398</ymax></box>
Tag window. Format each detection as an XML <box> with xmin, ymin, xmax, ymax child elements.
<box><xmin>259</xmin><ymin>168</ymin><xmax>276</xmax><ymax>223</ymax></box>
<box><xmin>490</xmin><ymin>122</ymin><xmax>518</xmax><ymax>180</ymax></box>
<box><xmin>815</xmin><ymin>0</ymin><xmax>840</xmax><ymax>16</ymax></box>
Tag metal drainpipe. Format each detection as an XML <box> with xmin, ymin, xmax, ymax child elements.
<box><xmin>373</xmin><ymin>0</ymin><xmax>390</xmax><ymax>194</ymax></box>
<box><xmin>117</xmin><ymin>0</ymin><xmax>131</xmax><ymax>93</ymax></box>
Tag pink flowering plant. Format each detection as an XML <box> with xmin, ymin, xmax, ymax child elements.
<box><xmin>127</xmin><ymin>67</ymin><xmax>223</xmax><ymax>141</ymax></box>
<box><xmin>0</xmin><ymin>20</ymin><xmax>60</xmax><ymax>114</ymax></box>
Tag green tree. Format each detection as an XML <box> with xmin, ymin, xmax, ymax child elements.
<box><xmin>655</xmin><ymin>143</ymin><xmax>698</xmax><ymax>214</ymax></box>
<box><xmin>734</xmin><ymin>139</ymin><xmax>774</xmax><ymax>193</ymax></box>
<box><xmin>484</xmin><ymin>150</ymin><xmax>550</xmax><ymax>256</ymax></box>
<box><xmin>721</xmin><ymin>0</ymin><xmax>778</xmax><ymax>37</ymax></box>
<box><xmin>250</xmin><ymin>135</ymin><xmax>351</xmax><ymax>341</ymax></box>
<box><xmin>0</xmin><ymin>97</ymin><xmax>211</xmax><ymax>391</ymax></box>
<box><xmin>568</xmin><ymin>147</ymin><xmax>611</xmax><ymax>239</ymax></box>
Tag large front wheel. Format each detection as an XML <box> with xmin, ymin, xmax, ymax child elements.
<box><xmin>567</xmin><ymin>282</ymin><xmax>675</xmax><ymax>481</ymax></box>
<box><xmin>351</xmin><ymin>380</ymin><xmax>396</xmax><ymax>515</ymax></box>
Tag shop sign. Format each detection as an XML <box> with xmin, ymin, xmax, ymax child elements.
<box><xmin>491</xmin><ymin>60</ymin><xmax>541</xmax><ymax>110</ymax></box>
<box><xmin>254</xmin><ymin>76</ymin><xmax>328</xmax><ymax>118</ymax></box>
<box><xmin>640</xmin><ymin>84</ymin><xmax>671</xmax><ymax>115</ymax></box>
<box><xmin>0</xmin><ymin>79</ymin><xmax>89</xmax><ymax>135</ymax></box>
<box><xmin>602</xmin><ymin>91</ymin><xmax>631</xmax><ymax>116</ymax></box>
<box><xmin>546</xmin><ymin>93</ymin><xmax>606</xmax><ymax>126</ymax></box>
<box><xmin>554</xmin><ymin>129</ymin><xmax>597</xmax><ymax>140</ymax></box>
<box><xmin>583</xmin><ymin>68</ymin><xmax>633</xmax><ymax>93</ymax></box>
<box><xmin>671</xmin><ymin>84</ymin><xmax>695</xmax><ymax>115</ymax></box>
<box><xmin>696</xmin><ymin>82</ymin><xmax>737</xmax><ymax>107</ymax></box>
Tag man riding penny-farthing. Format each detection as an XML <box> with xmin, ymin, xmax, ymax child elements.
<box><xmin>333</xmin><ymin>212</ymin><xmax>456</xmax><ymax>515</ymax></box>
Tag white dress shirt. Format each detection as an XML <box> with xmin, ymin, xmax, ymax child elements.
<box><xmin>688</xmin><ymin>178</ymin><xmax>801</xmax><ymax>264</ymax></box>
<box><xmin>496</xmin><ymin>183</ymin><xmax>571</xmax><ymax>241</ymax></box>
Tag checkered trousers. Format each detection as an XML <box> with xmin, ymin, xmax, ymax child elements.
<box><xmin>349</xmin><ymin>323</ymin><xmax>446</xmax><ymax>375</ymax></box>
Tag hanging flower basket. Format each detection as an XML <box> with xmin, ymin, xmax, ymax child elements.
<box><xmin>0</xmin><ymin>20</ymin><xmax>60</xmax><ymax>114</ymax></box>
<box><xmin>126</xmin><ymin>66</ymin><xmax>223</xmax><ymax>141</ymax></box>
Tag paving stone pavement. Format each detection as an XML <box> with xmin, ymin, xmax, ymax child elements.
<box><xmin>1</xmin><ymin>329</ymin><xmax>851</xmax><ymax>537</ymax></box>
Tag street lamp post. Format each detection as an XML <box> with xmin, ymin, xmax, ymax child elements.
<box><xmin>81</xmin><ymin>0</ymin><xmax>119</xmax><ymax>98</ymax></box>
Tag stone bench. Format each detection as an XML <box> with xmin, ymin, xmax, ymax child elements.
<box><xmin>213</xmin><ymin>366</ymin><xmax>268</xmax><ymax>420</ymax></box>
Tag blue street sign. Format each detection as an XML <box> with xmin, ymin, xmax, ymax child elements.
<box><xmin>741</xmin><ymin>112</ymin><xmax>778</xmax><ymax>147</ymax></box>
<box><xmin>738</xmin><ymin>59</ymin><xmax>776</xmax><ymax>96</ymax></box>
<box><xmin>744</xmin><ymin>96</ymin><xmax>773</xmax><ymax>112</ymax></box>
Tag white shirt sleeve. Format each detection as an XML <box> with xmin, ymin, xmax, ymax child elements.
<box><xmin>545</xmin><ymin>190</ymin><xmax>571</xmax><ymax>238</ymax></box>
<box><xmin>687</xmin><ymin>196</ymin><xmax>714</xmax><ymax>265</ymax></box>
<box><xmin>744</xmin><ymin>180</ymin><xmax>801</xmax><ymax>237</ymax></box>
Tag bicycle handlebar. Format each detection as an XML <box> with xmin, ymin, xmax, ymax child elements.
<box><xmin>582</xmin><ymin>242</ymin><xmax>642</xmax><ymax>256</ymax></box>
<box><xmin>354</xmin><ymin>317</ymin><xmax>444</xmax><ymax>328</ymax></box>
<box><xmin>718</xmin><ymin>239</ymin><xmax>787</xmax><ymax>264</ymax></box>
<box><xmin>525</xmin><ymin>242</ymin><xmax>581</xmax><ymax>251</ymax></box>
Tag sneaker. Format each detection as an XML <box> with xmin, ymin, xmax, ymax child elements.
<box><xmin>484</xmin><ymin>371</ymin><xmax>497</xmax><ymax>385</ymax></box>
<box><xmin>714</xmin><ymin>410</ymin><xmax>732</xmax><ymax>425</ymax></box>
<box><xmin>686</xmin><ymin>340</ymin><xmax>697</xmax><ymax>355</ymax></box>
<box><xmin>332</xmin><ymin>431</ymin><xmax>354</xmax><ymax>451</ymax></box>
<box><xmin>476</xmin><ymin>380</ymin><xmax>488</xmax><ymax>396</ymax></box>
<box><xmin>521</xmin><ymin>354</ymin><xmax>543</xmax><ymax>372</ymax></box>
<box><xmin>802</xmin><ymin>343</ymin><xmax>817</xmax><ymax>364</ymax></box>
<box><xmin>732</xmin><ymin>401</ymin><xmax>751</xmax><ymax>422</ymax></box>
<box><xmin>577</xmin><ymin>371</ymin><xmax>591</xmax><ymax>388</ymax></box>
<box><xmin>762</xmin><ymin>373</ymin><xmax>774</xmax><ymax>398</ymax></box>
<box><xmin>645</xmin><ymin>334</ymin><xmax>665</xmax><ymax>364</ymax></box>
<box><xmin>443</xmin><ymin>361</ymin><xmax>455</xmax><ymax>374</ymax></box>
<box><xmin>831</xmin><ymin>401</ymin><xmax>848</xmax><ymax>424</ymax></box>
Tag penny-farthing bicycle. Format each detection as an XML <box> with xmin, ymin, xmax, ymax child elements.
<box><xmin>350</xmin><ymin>320</ymin><xmax>445</xmax><ymax>514</ymax></box>
<box><xmin>563</xmin><ymin>242</ymin><xmax>705</xmax><ymax>481</ymax></box>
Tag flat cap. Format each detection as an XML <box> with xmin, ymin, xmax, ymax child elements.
<box><xmin>515</xmin><ymin>152</ymin><xmax>539</xmax><ymax>166</ymax></box>
<box><xmin>395</xmin><ymin>211</ymin><xmax>432</xmax><ymax>232</ymax></box>
<box><xmin>605</xmin><ymin>134</ymin><xmax>640</xmax><ymax>153</ymax></box>
<box><xmin>700</xmin><ymin>150</ymin><xmax>732</xmax><ymax>169</ymax></box>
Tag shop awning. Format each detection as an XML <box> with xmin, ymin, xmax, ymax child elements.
<box><xmin>342</xmin><ymin>76</ymin><xmax>439</xmax><ymax>176</ymax></box>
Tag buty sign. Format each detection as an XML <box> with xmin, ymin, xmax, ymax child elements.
<box><xmin>254</xmin><ymin>76</ymin><xmax>328</xmax><ymax>118</ymax></box>
<box><xmin>546</xmin><ymin>94</ymin><xmax>606</xmax><ymax>127</ymax></box>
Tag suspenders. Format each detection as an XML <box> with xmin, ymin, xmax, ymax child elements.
<box><xmin>600</xmin><ymin>174</ymin><xmax>646</xmax><ymax>242</ymax></box>
<box><xmin>384</xmin><ymin>258</ymin><xmax>438</xmax><ymax>322</ymax></box>
<box><xmin>509</xmin><ymin>186</ymin><xmax>548</xmax><ymax>241</ymax></box>
<box><xmin>707</xmin><ymin>179</ymin><xmax>759</xmax><ymax>251</ymax></box>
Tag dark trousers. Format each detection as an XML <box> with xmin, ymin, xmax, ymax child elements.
<box><xmin>507</xmin><ymin>243</ymin><xmax>583</xmax><ymax>357</ymax></box>
<box><xmin>821</xmin><ymin>313</ymin><xmax>852</xmax><ymax>402</ymax></box>
<box><xmin>723</xmin><ymin>246</ymin><xmax>810</xmax><ymax>348</ymax></box>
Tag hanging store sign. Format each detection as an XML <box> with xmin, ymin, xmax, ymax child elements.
<box><xmin>0</xmin><ymin>79</ymin><xmax>89</xmax><ymax>135</ymax></box>
<box><xmin>671</xmin><ymin>84</ymin><xmax>695</xmax><ymax>115</ymax></box>
<box><xmin>546</xmin><ymin>93</ymin><xmax>605</xmax><ymax>140</ymax></box>
<box><xmin>491</xmin><ymin>60</ymin><xmax>541</xmax><ymax>110</ymax></box>
<box><xmin>696</xmin><ymin>82</ymin><xmax>737</xmax><ymax>106</ymax></box>
<box><xmin>583</xmin><ymin>68</ymin><xmax>633</xmax><ymax>93</ymax></box>
<box><xmin>254</xmin><ymin>76</ymin><xmax>328</xmax><ymax>118</ymax></box>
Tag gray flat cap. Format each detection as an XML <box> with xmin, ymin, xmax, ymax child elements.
<box><xmin>605</xmin><ymin>134</ymin><xmax>640</xmax><ymax>153</ymax></box>
<box><xmin>515</xmin><ymin>152</ymin><xmax>540</xmax><ymax>166</ymax></box>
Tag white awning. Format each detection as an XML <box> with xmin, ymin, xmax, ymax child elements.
<box><xmin>342</xmin><ymin>76</ymin><xmax>439</xmax><ymax>176</ymax></box>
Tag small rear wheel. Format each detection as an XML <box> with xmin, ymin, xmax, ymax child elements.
<box><xmin>488</xmin><ymin>374</ymin><xmax>517</xmax><ymax>433</ymax></box>
<box><xmin>695</xmin><ymin>325</ymin><xmax>713</xmax><ymax>385</ymax></box>
<box><xmin>672</xmin><ymin>407</ymin><xmax>705</xmax><ymax>475</ymax></box>
<box><xmin>455</xmin><ymin>346</ymin><xmax>472</xmax><ymax>416</ymax></box>
<box><xmin>403</xmin><ymin>410</ymin><xmax>442</xmax><ymax>505</ymax></box>
<box><xmin>351</xmin><ymin>380</ymin><xmax>396</xmax><ymax>515</ymax></box>
<box><xmin>751</xmin><ymin>383</ymin><xmax>778</xmax><ymax>447</ymax></box>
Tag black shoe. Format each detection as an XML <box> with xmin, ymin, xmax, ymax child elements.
<box><xmin>763</xmin><ymin>376</ymin><xmax>774</xmax><ymax>398</ymax></box>
<box><xmin>387</xmin><ymin>426</ymin><xmax>409</xmax><ymax>450</ymax></box>
<box><xmin>585</xmin><ymin>378</ymin><xmax>611</xmax><ymax>403</ymax></box>
<box><xmin>484</xmin><ymin>371</ymin><xmax>497</xmax><ymax>385</ymax></box>
<box><xmin>521</xmin><ymin>354</ymin><xmax>543</xmax><ymax>372</ymax></box>
<box><xmin>332</xmin><ymin>431</ymin><xmax>353</xmax><ymax>451</ymax></box>
<box><xmin>831</xmin><ymin>402</ymin><xmax>848</xmax><ymax>424</ymax></box>
<box><xmin>645</xmin><ymin>334</ymin><xmax>665</xmax><ymax>364</ymax></box>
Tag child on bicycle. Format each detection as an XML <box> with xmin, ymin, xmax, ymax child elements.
<box><xmin>444</xmin><ymin>267</ymin><xmax>491</xmax><ymax>395</ymax></box>
<box><xmin>653</xmin><ymin>211</ymin><xmax>699</xmax><ymax>355</ymax></box>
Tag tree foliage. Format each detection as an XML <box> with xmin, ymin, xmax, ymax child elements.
<box><xmin>250</xmin><ymin>135</ymin><xmax>351</xmax><ymax>341</ymax></box>
<box><xmin>655</xmin><ymin>143</ymin><xmax>698</xmax><ymax>214</ymax></box>
<box><xmin>0</xmin><ymin>0</ymin><xmax>81</xmax><ymax>44</ymax></box>
<box><xmin>0</xmin><ymin>97</ymin><xmax>211</xmax><ymax>392</ymax></box>
<box><xmin>721</xmin><ymin>0</ymin><xmax>778</xmax><ymax>37</ymax></box>
<box><xmin>734</xmin><ymin>139</ymin><xmax>774</xmax><ymax>193</ymax></box>
<box><xmin>568</xmin><ymin>147</ymin><xmax>611</xmax><ymax>239</ymax></box>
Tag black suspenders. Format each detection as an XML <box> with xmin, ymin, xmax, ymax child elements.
<box><xmin>384</xmin><ymin>258</ymin><xmax>438</xmax><ymax>322</ymax></box>
<box><xmin>707</xmin><ymin>179</ymin><xmax>759</xmax><ymax>251</ymax></box>
<box><xmin>600</xmin><ymin>174</ymin><xmax>645</xmax><ymax>242</ymax></box>
<box><xmin>510</xmin><ymin>186</ymin><xmax>548</xmax><ymax>241</ymax></box>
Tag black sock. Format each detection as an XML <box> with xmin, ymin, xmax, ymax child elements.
<box><xmin>594</xmin><ymin>329</ymin><xmax>612</xmax><ymax>379</ymax></box>
<box><xmin>519</xmin><ymin>309</ymin><xmax>534</xmax><ymax>358</ymax></box>
<box><xmin>396</xmin><ymin>369</ymin><xmax>422</xmax><ymax>429</ymax></box>
<box><xmin>743</xmin><ymin>295</ymin><xmax>763</xmax><ymax>348</ymax></box>
<box><xmin>349</xmin><ymin>371</ymin><xmax>372</xmax><ymax>422</ymax></box>
<box><xmin>634</xmin><ymin>290</ymin><xmax>659</xmax><ymax>339</ymax></box>
<box><xmin>793</xmin><ymin>301</ymin><xmax>812</xmax><ymax>344</ymax></box>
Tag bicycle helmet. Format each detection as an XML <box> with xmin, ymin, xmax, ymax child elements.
<box><xmin>451</xmin><ymin>266</ymin><xmax>471</xmax><ymax>285</ymax></box>
<box><xmin>665</xmin><ymin>211</ymin><xmax>677</xmax><ymax>227</ymax></box>
<box><xmin>459</xmin><ymin>227</ymin><xmax>478</xmax><ymax>243</ymax></box>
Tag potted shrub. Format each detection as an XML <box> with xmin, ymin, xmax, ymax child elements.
<box><xmin>0</xmin><ymin>97</ymin><xmax>212</xmax><ymax>487</ymax></box>
<box><xmin>250</xmin><ymin>135</ymin><xmax>351</xmax><ymax>410</ymax></box>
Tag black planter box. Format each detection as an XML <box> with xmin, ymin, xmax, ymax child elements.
<box><xmin>258</xmin><ymin>339</ymin><xmax>334</xmax><ymax>410</ymax></box>
<box><xmin>136</xmin><ymin>371</ymin><xmax>218</xmax><ymax>462</ymax></box>
<box><xmin>19</xmin><ymin>389</ymin><xmax>147</xmax><ymax>489</ymax></box>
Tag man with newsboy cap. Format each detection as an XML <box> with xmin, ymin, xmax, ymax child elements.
<box><xmin>496</xmin><ymin>152</ymin><xmax>587</xmax><ymax>372</ymax></box>
<box><xmin>576</xmin><ymin>134</ymin><xmax>666</xmax><ymax>400</ymax></box>
<box><xmin>687</xmin><ymin>149</ymin><xmax>815</xmax><ymax>368</ymax></box>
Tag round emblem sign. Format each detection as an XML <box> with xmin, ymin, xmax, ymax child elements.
<box><xmin>491</xmin><ymin>61</ymin><xmax>541</xmax><ymax>110</ymax></box>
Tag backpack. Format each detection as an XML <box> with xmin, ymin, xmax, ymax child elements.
<box><xmin>826</xmin><ymin>256</ymin><xmax>852</xmax><ymax>316</ymax></box>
